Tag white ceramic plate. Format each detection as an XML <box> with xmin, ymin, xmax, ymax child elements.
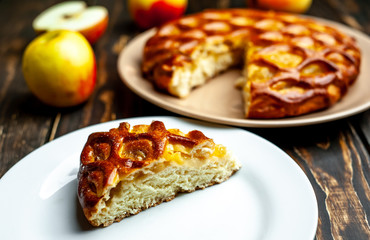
<box><xmin>0</xmin><ymin>116</ymin><xmax>317</xmax><ymax>240</ymax></box>
<box><xmin>117</xmin><ymin>17</ymin><xmax>370</xmax><ymax>128</ymax></box>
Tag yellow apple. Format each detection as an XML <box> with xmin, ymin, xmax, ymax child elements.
<box><xmin>32</xmin><ymin>1</ymin><xmax>108</xmax><ymax>44</ymax></box>
<box><xmin>248</xmin><ymin>0</ymin><xmax>312</xmax><ymax>13</ymax></box>
<box><xmin>22</xmin><ymin>30</ymin><xmax>96</xmax><ymax>107</ymax></box>
<box><xmin>128</xmin><ymin>0</ymin><xmax>187</xmax><ymax>29</ymax></box>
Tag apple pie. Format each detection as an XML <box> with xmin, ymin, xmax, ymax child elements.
<box><xmin>77</xmin><ymin>121</ymin><xmax>241</xmax><ymax>227</ymax></box>
<box><xmin>142</xmin><ymin>9</ymin><xmax>361</xmax><ymax>118</ymax></box>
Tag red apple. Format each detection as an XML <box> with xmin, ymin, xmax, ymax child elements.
<box><xmin>22</xmin><ymin>30</ymin><xmax>96</xmax><ymax>107</ymax></box>
<box><xmin>248</xmin><ymin>0</ymin><xmax>312</xmax><ymax>13</ymax></box>
<box><xmin>32</xmin><ymin>1</ymin><xmax>108</xmax><ymax>44</ymax></box>
<box><xmin>128</xmin><ymin>0</ymin><xmax>187</xmax><ymax>29</ymax></box>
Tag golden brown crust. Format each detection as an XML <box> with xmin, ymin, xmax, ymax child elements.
<box><xmin>77</xmin><ymin>121</ymin><xmax>211</xmax><ymax>213</ymax></box>
<box><xmin>142</xmin><ymin>8</ymin><xmax>361</xmax><ymax>118</ymax></box>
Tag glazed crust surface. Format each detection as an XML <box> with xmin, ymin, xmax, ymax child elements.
<box><xmin>142</xmin><ymin>9</ymin><xmax>361</xmax><ymax>118</ymax></box>
<box><xmin>77</xmin><ymin>121</ymin><xmax>211</xmax><ymax>212</ymax></box>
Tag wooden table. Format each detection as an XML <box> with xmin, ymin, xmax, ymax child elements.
<box><xmin>0</xmin><ymin>0</ymin><xmax>369</xmax><ymax>239</ymax></box>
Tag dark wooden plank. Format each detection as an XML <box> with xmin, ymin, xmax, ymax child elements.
<box><xmin>251</xmin><ymin>118</ymin><xmax>370</xmax><ymax>239</ymax></box>
<box><xmin>319</xmin><ymin>2</ymin><xmax>370</xmax><ymax>237</ymax></box>
<box><xmin>323</xmin><ymin>0</ymin><xmax>370</xmax><ymax>34</ymax></box>
<box><xmin>0</xmin><ymin>0</ymin><xmax>61</xmax><ymax>178</ymax></box>
<box><xmin>357</xmin><ymin>111</ymin><xmax>370</xmax><ymax>150</ymax></box>
<box><xmin>337</xmin><ymin>0</ymin><xmax>370</xmax><ymax>155</ymax></box>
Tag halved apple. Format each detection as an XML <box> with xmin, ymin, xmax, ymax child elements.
<box><xmin>32</xmin><ymin>1</ymin><xmax>108</xmax><ymax>44</ymax></box>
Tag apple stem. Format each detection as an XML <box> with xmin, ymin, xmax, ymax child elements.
<box><xmin>62</xmin><ymin>13</ymin><xmax>75</xmax><ymax>19</ymax></box>
<box><xmin>62</xmin><ymin>11</ymin><xmax>83</xmax><ymax>19</ymax></box>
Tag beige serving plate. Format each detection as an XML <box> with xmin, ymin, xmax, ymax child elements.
<box><xmin>117</xmin><ymin>17</ymin><xmax>370</xmax><ymax>128</ymax></box>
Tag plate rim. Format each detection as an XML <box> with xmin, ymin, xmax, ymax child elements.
<box><xmin>0</xmin><ymin>116</ymin><xmax>318</xmax><ymax>239</ymax></box>
<box><xmin>117</xmin><ymin>16</ymin><xmax>370</xmax><ymax>128</ymax></box>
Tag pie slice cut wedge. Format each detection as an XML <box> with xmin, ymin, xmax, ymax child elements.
<box><xmin>77</xmin><ymin>121</ymin><xmax>241</xmax><ymax>227</ymax></box>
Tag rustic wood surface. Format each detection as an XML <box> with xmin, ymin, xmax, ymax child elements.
<box><xmin>0</xmin><ymin>0</ymin><xmax>369</xmax><ymax>239</ymax></box>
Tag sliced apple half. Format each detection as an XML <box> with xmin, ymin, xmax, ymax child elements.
<box><xmin>33</xmin><ymin>1</ymin><xmax>108</xmax><ymax>44</ymax></box>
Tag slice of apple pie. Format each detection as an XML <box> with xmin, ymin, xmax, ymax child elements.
<box><xmin>77</xmin><ymin>121</ymin><xmax>241</xmax><ymax>227</ymax></box>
